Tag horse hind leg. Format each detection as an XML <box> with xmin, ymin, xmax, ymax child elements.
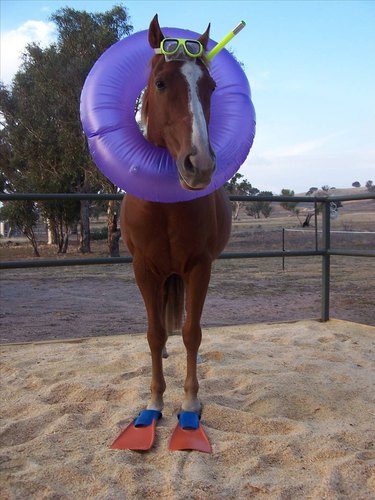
<box><xmin>162</xmin><ymin>274</ymin><xmax>185</xmax><ymax>358</ymax></box>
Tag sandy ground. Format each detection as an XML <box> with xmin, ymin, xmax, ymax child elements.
<box><xmin>1</xmin><ymin>319</ymin><xmax>374</xmax><ymax>499</ymax></box>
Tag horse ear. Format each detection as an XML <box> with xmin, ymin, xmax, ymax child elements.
<box><xmin>198</xmin><ymin>24</ymin><xmax>211</xmax><ymax>50</ymax></box>
<box><xmin>149</xmin><ymin>14</ymin><xmax>165</xmax><ymax>49</ymax></box>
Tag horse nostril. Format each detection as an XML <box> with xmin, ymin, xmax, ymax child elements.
<box><xmin>210</xmin><ymin>148</ymin><xmax>216</xmax><ymax>172</ymax></box>
<box><xmin>184</xmin><ymin>155</ymin><xmax>195</xmax><ymax>174</ymax></box>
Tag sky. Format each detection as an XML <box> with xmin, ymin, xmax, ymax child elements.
<box><xmin>1</xmin><ymin>0</ymin><xmax>374</xmax><ymax>194</ymax></box>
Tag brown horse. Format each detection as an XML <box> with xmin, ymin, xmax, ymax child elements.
<box><xmin>120</xmin><ymin>15</ymin><xmax>232</xmax><ymax>415</ymax></box>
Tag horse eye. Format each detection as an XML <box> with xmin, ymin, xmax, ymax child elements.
<box><xmin>155</xmin><ymin>80</ymin><xmax>166</xmax><ymax>90</ymax></box>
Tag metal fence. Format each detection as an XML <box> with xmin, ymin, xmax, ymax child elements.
<box><xmin>1</xmin><ymin>191</ymin><xmax>374</xmax><ymax>322</ymax></box>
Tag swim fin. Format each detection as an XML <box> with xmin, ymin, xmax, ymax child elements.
<box><xmin>110</xmin><ymin>409</ymin><xmax>162</xmax><ymax>451</ymax></box>
<box><xmin>168</xmin><ymin>411</ymin><xmax>212</xmax><ymax>453</ymax></box>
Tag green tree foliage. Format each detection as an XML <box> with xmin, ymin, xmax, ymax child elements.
<box><xmin>0</xmin><ymin>5</ymin><xmax>132</xmax><ymax>254</ymax></box>
<box><xmin>225</xmin><ymin>173</ymin><xmax>256</xmax><ymax>196</ymax></box>
<box><xmin>224</xmin><ymin>173</ymin><xmax>259</xmax><ymax>219</ymax></box>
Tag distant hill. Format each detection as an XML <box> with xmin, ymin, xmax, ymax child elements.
<box><xmin>295</xmin><ymin>187</ymin><xmax>374</xmax><ymax>211</ymax></box>
<box><xmin>296</xmin><ymin>187</ymin><xmax>369</xmax><ymax>197</ymax></box>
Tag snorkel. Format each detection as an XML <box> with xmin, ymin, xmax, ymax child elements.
<box><xmin>155</xmin><ymin>21</ymin><xmax>246</xmax><ymax>63</ymax></box>
<box><xmin>206</xmin><ymin>21</ymin><xmax>246</xmax><ymax>61</ymax></box>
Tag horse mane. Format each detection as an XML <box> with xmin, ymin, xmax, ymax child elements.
<box><xmin>140</xmin><ymin>55</ymin><xmax>159</xmax><ymax>134</ymax></box>
<box><xmin>140</xmin><ymin>86</ymin><xmax>150</xmax><ymax>132</ymax></box>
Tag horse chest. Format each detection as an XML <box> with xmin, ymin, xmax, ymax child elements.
<box><xmin>144</xmin><ymin>207</ymin><xmax>212</xmax><ymax>256</ymax></box>
<box><xmin>122</xmin><ymin>196</ymin><xmax>218</xmax><ymax>272</ymax></box>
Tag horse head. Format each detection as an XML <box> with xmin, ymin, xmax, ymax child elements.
<box><xmin>142</xmin><ymin>15</ymin><xmax>216</xmax><ymax>191</ymax></box>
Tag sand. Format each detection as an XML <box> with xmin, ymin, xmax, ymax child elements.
<box><xmin>1</xmin><ymin>319</ymin><xmax>375</xmax><ymax>499</ymax></box>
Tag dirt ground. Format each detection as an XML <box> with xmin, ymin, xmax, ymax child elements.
<box><xmin>1</xmin><ymin>197</ymin><xmax>374</xmax><ymax>343</ymax></box>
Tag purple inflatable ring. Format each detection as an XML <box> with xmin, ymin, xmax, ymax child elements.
<box><xmin>80</xmin><ymin>27</ymin><xmax>256</xmax><ymax>202</ymax></box>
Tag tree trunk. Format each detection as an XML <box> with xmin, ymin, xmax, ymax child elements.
<box><xmin>25</xmin><ymin>228</ymin><xmax>40</xmax><ymax>257</ymax></box>
<box><xmin>57</xmin><ymin>219</ymin><xmax>64</xmax><ymax>253</ymax></box>
<box><xmin>232</xmin><ymin>201</ymin><xmax>241</xmax><ymax>220</ymax></box>
<box><xmin>79</xmin><ymin>200</ymin><xmax>91</xmax><ymax>253</ymax></box>
<box><xmin>303</xmin><ymin>213</ymin><xmax>313</xmax><ymax>227</ymax></box>
<box><xmin>109</xmin><ymin>229</ymin><xmax>121</xmax><ymax>257</ymax></box>
<box><xmin>62</xmin><ymin>224</ymin><xmax>69</xmax><ymax>254</ymax></box>
<box><xmin>107</xmin><ymin>199</ymin><xmax>121</xmax><ymax>257</ymax></box>
<box><xmin>46</xmin><ymin>218</ymin><xmax>58</xmax><ymax>245</ymax></box>
<box><xmin>47</xmin><ymin>227</ymin><xmax>54</xmax><ymax>245</ymax></box>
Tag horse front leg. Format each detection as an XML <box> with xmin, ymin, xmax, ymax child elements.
<box><xmin>133</xmin><ymin>258</ymin><xmax>167</xmax><ymax>412</ymax></box>
<box><xmin>182</xmin><ymin>261</ymin><xmax>212</xmax><ymax>413</ymax></box>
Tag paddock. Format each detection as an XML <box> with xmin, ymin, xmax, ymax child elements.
<box><xmin>1</xmin><ymin>191</ymin><xmax>374</xmax><ymax>497</ymax></box>
<box><xmin>1</xmin><ymin>319</ymin><xmax>374</xmax><ymax>499</ymax></box>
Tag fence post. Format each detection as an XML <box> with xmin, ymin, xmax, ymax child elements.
<box><xmin>314</xmin><ymin>201</ymin><xmax>318</xmax><ymax>252</ymax></box>
<box><xmin>321</xmin><ymin>200</ymin><xmax>331</xmax><ymax>321</ymax></box>
<box><xmin>282</xmin><ymin>228</ymin><xmax>285</xmax><ymax>271</ymax></box>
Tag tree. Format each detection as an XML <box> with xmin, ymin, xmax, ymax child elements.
<box><xmin>1</xmin><ymin>70</ymin><xmax>82</xmax><ymax>252</ymax></box>
<box><xmin>0</xmin><ymin>201</ymin><xmax>40</xmax><ymax>256</ymax></box>
<box><xmin>107</xmin><ymin>197</ymin><xmax>122</xmax><ymax>257</ymax></box>
<box><xmin>366</xmin><ymin>180</ymin><xmax>375</xmax><ymax>193</ymax></box>
<box><xmin>280</xmin><ymin>188</ymin><xmax>312</xmax><ymax>225</ymax></box>
<box><xmin>42</xmin><ymin>197</ymin><xmax>81</xmax><ymax>253</ymax></box>
<box><xmin>224</xmin><ymin>173</ymin><xmax>259</xmax><ymax>219</ymax></box>
<box><xmin>245</xmin><ymin>191</ymin><xmax>273</xmax><ymax>219</ymax></box>
<box><xmin>0</xmin><ymin>5</ymin><xmax>133</xmax><ymax>255</ymax></box>
<box><xmin>304</xmin><ymin>188</ymin><xmax>343</xmax><ymax>226</ymax></box>
<box><xmin>51</xmin><ymin>6</ymin><xmax>133</xmax><ymax>253</ymax></box>
<box><xmin>352</xmin><ymin>181</ymin><xmax>361</xmax><ymax>188</ymax></box>
<box><xmin>280</xmin><ymin>189</ymin><xmax>298</xmax><ymax>214</ymax></box>
<box><xmin>321</xmin><ymin>185</ymin><xmax>336</xmax><ymax>192</ymax></box>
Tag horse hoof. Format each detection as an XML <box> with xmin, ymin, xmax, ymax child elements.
<box><xmin>182</xmin><ymin>401</ymin><xmax>202</xmax><ymax>415</ymax></box>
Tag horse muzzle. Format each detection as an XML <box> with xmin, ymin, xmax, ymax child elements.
<box><xmin>177</xmin><ymin>149</ymin><xmax>216</xmax><ymax>190</ymax></box>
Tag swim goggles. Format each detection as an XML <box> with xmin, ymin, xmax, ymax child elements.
<box><xmin>154</xmin><ymin>38</ymin><xmax>204</xmax><ymax>60</ymax></box>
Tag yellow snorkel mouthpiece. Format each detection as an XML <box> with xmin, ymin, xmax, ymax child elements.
<box><xmin>206</xmin><ymin>21</ymin><xmax>246</xmax><ymax>61</ymax></box>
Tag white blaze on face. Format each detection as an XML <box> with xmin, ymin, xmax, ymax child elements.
<box><xmin>180</xmin><ymin>62</ymin><xmax>211</xmax><ymax>161</ymax></box>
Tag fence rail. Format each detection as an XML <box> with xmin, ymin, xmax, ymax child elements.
<box><xmin>1</xmin><ymin>191</ymin><xmax>374</xmax><ymax>322</ymax></box>
<box><xmin>284</xmin><ymin>229</ymin><xmax>375</xmax><ymax>235</ymax></box>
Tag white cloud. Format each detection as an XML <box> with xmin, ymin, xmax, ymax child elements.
<box><xmin>0</xmin><ymin>20</ymin><xmax>56</xmax><ymax>86</ymax></box>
